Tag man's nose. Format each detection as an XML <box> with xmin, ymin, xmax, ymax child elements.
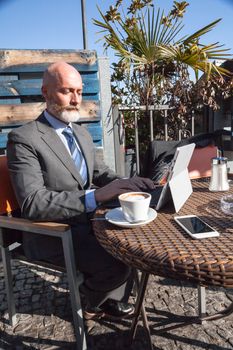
<box><xmin>71</xmin><ymin>92</ymin><xmax>81</xmax><ymax>105</ymax></box>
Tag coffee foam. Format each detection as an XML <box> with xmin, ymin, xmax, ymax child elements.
<box><xmin>121</xmin><ymin>193</ymin><xmax>148</xmax><ymax>201</ymax></box>
<box><xmin>126</xmin><ymin>195</ymin><xmax>146</xmax><ymax>201</ymax></box>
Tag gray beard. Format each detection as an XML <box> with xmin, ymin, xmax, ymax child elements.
<box><xmin>58</xmin><ymin>110</ymin><xmax>80</xmax><ymax>123</ymax></box>
<box><xmin>47</xmin><ymin>103</ymin><xmax>80</xmax><ymax>123</ymax></box>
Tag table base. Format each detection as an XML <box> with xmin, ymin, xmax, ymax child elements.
<box><xmin>129</xmin><ymin>272</ymin><xmax>233</xmax><ymax>349</ymax></box>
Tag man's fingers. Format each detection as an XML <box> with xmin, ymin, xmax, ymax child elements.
<box><xmin>141</xmin><ymin>178</ymin><xmax>155</xmax><ymax>189</ymax></box>
<box><xmin>95</xmin><ymin>176</ymin><xmax>155</xmax><ymax>203</ymax></box>
<box><xmin>118</xmin><ymin>183</ymin><xmax>150</xmax><ymax>192</ymax></box>
<box><xmin>130</xmin><ymin>176</ymin><xmax>155</xmax><ymax>190</ymax></box>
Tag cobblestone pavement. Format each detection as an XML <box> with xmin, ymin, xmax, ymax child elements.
<box><xmin>0</xmin><ymin>260</ymin><xmax>233</xmax><ymax>350</ymax></box>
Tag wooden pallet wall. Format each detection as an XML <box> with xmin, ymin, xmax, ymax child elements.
<box><xmin>0</xmin><ymin>49</ymin><xmax>102</xmax><ymax>150</ymax></box>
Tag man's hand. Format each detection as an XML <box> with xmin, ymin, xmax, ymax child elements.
<box><xmin>94</xmin><ymin>176</ymin><xmax>155</xmax><ymax>204</ymax></box>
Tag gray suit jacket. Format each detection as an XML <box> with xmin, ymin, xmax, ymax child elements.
<box><xmin>7</xmin><ymin>113</ymin><xmax>118</xmax><ymax>260</ymax></box>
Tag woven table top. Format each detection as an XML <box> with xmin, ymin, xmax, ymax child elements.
<box><xmin>93</xmin><ymin>179</ymin><xmax>233</xmax><ymax>288</ymax></box>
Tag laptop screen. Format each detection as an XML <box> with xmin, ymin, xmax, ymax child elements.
<box><xmin>104</xmin><ymin>143</ymin><xmax>195</xmax><ymax>212</ymax></box>
<box><xmin>155</xmin><ymin>143</ymin><xmax>195</xmax><ymax>211</ymax></box>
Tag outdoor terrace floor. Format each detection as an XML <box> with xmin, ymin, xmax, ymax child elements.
<box><xmin>0</xmin><ymin>260</ymin><xmax>233</xmax><ymax>350</ymax></box>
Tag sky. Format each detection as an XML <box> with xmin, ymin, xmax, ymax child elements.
<box><xmin>0</xmin><ymin>0</ymin><xmax>233</xmax><ymax>62</ymax></box>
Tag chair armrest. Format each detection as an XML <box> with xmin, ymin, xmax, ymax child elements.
<box><xmin>0</xmin><ymin>215</ymin><xmax>70</xmax><ymax>236</ymax></box>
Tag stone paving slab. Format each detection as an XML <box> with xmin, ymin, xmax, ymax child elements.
<box><xmin>0</xmin><ymin>260</ymin><xmax>233</xmax><ymax>350</ymax></box>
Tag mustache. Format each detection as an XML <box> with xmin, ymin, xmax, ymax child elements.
<box><xmin>50</xmin><ymin>103</ymin><xmax>80</xmax><ymax>113</ymax></box>
<box><xmin>63</xmin><ymin>106</ymin><xmax>80</xmax><ymax>111</ymax></box>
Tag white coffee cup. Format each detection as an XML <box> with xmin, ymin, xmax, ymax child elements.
<box><xmin>118</xmin><ymin>192</ymin><xmax>151</xmax><ymax>223</ymax></box>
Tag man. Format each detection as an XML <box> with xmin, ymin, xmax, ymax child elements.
<box><xmin>7</xmin><ymin>61</ymin><xmax>155</xmax><ymax>320</ymax></box>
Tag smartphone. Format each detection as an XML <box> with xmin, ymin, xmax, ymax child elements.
<box><xmin>174</xmin><ymin>215</ymin><xmax>220</xmax><ymax>239</ymax></box>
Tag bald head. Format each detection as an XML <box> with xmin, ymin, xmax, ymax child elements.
<box><xmin>41</xmin><ymin>61</ymin><xmax>83</xmax><ymax>123</ymax></box>
<box><xmin>42</xmin><ymin>61</ymin><xmax>82</xmax><ymax>88</ymax></box>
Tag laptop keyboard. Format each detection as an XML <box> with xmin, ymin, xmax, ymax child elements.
<box><xmin>148</xmin><ymin>186</ymin><xmax>163</xmax><ymax>206</ymax></box>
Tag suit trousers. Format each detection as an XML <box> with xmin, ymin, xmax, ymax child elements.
<box><xmin>23</xmin><ymin>222</ymin><xmax>131</xmax><ymax>307</ymax></box>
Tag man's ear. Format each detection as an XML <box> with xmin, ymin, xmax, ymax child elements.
<box><xmin>41</xmin><ymin>86</ymin><xmax>48</xmax><ymax>99</ymax></box>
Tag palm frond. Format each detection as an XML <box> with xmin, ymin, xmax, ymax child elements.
<box><xmin>157</xmin><ymin>44</ymin><xmax>232</xmax><ymax>77</ymax></box>
<box><xmin>183</xmin><ymin>19</ymin><xmax>222</xmax><ymax>45</ymax></box>
<box><xmin>94</xmin><ymin>4</ymin><xmax>232</xmax><ymax>79</ymax></box>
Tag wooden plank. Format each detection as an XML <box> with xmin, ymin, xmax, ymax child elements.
<box><xmin>0</xmin><ymin>123</ymin><xmax>103</xmax><ymax>149</ymax></box>
<box><xmin>0</xmin><ymin>86</ymin><xmax>19</xmax><ymax>97</ymax></box>
<box><xmin>82</xmin><ymin>122</ymin><xmax>103</xmax><ymax>144</ymax></box>
<box><xmin>0</xmin><ymin>101</ymin><xmax>100</xmax><ymax>126</ymax></box>
<box><xmin>16</xmin><ymin>72</ymin><xmax>98</xmax><ymax>80</ymax></box>
<box><xmin>0</xmin><ymin>63</ymin><xmax>98</xmax><ymax>74</ymax></box>
<box><xmin>0</xmin><ymin>49</ymin><xmax>97</xmax><ymax>71</ymax></box>
<box><xmin>0</xmin><ymin>75</ymin><xmax>20</xmax><ymax>103</ymax></box>
<box><xmin>0</xmin><ymin>75</ymin><xmax>18</xmax><ymax>81</ymax></box>
<box><xmin>0</xmin><ymin>93</ymin><xmax>99</xmax><ymax>102</ymax></box>
<box><xmin>0</xmin><ymin>79</ymin><xmax>42</xmax><ymax>97</ymax></box>
<box><xmin>0</xmin><ymin>99</ymin><xmax>20</xmax><ymax>104</ymax></box>
<box><xmin>0</xmin><ymin>78</ymin><xmax>99</xmax><ymax>97</ymax></box>
<box><xmin>0</xmin><ymin>133</ymin><xmax>7</xmax><ymax>149</ymax></box>
<box><xmin>82</xmin><ymin>95</ymin><xmax>99</xmax><ymax>101</ymax></box>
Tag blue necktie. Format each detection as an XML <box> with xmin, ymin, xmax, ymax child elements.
<box><xmin>63</xmin><ymin>127</ymin><xmax>87</xmax><ymax>185</ymax></box>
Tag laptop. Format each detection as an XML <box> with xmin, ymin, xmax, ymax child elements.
<box><xmin>105</xmin><ymin>143</ymin><xmax>196</xmax><ymax>213</ymax></box>
<box><xmin>151</xmin><ymin>142</ymin><xmax>195</xmax><ymax>212</ymax></box>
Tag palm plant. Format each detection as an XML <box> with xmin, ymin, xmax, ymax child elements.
<box><xmin>94</xmin><ymin>0</ymin><xmax>230</xmax><ymax>103</ymax></box>
<box><xmin>93</xmin><ymin>0</ymin><xmax>232</xmax><ymax>143</ymax></box>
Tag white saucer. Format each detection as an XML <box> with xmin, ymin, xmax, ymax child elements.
<box><xmin>105</xmin><ymin>207</ymin><xmax>157</xmax><ymax>228</ymax></box>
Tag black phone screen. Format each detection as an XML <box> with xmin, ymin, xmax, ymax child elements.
<box><xmin>176</xmin><ymin>216</ymin><xmax>214</xmax><ymax>234</ymax></box>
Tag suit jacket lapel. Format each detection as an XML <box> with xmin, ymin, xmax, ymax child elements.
<box><xmin>36</xmin><ymin>114</ymin><xmax>86</xmax><ymax>188</ymax></box>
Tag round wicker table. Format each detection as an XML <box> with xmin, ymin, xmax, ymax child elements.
<box><xmin>92</xmin><ymin>179</ymin><xmax>233</xmax><ymax>345</ymax></box>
